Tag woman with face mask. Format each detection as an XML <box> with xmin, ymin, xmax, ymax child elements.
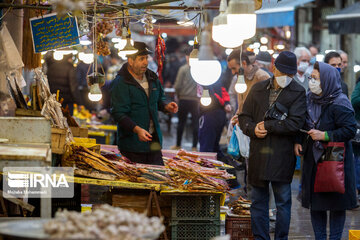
<box><xmin>294</xmin><ymin>61</ymin><xmax>357</xmax><ymax>240</ymax></box>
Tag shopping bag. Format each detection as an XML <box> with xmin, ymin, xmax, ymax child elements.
<box><xmin>227</xmin><ymin>127</ymin><xmax>240</xmax><ymax>159</ymax></box>
<box><xmin>0</xmin><ymin>23</ymin><xmax>24</xmax><ymax>72</ymax></box>
<box><xmin>314</xmin><ymin>142</ymin><xmax>345</xmax><ymax>194</ymax></box>
<box><xmin>234</xmin><ymin>125</ymin><xmax>250</xmax><ymax>158</ymax></box>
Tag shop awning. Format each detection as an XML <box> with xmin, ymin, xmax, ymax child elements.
<box><xmin>256</xmin><ymin>0</ymin><xmax>314</xmax><ymax>29</ymax></box>
<box><xmin>327</xmin><ymin>2</ymin><xmax>360</xmax><ymax>34</ymax></box>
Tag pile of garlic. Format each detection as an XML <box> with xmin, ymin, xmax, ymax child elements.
<box><xmin>44</xmin><ymin>204</ymin><xmax>165</xmax><ymax>239</ymax></box>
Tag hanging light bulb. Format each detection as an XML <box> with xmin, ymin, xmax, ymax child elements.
<box><xmin>119</xmin><ymin>28</ymin><xmax>138</xmax><ymax>56</ymax></box>
<box><xmin>177</xmin><ymin>12</ymin><xmax>194</xmax><ymax>26</ymax></box>
<box><xmin>190</xmin><ymin>30</ymin><xmax>222</xmax><ymax>86</ymax></box>
<box><xmin>200</xmin><ymin>89</ymin><xmax>212</xmax><ymax>106</ymax></box>
<box><xmin>189</xmin><ymin>36</ymin><xmax>199</xmax><ymax>67</ymax></box>
<box><xmin>227</xmin><ymin>0</ymin><xmax>256</xmax><ymax>40</ymax></box>
<box><xmin>212</xmin><ymin>0</ymin><xmax>227</xmax><ymax>43</ymax></box>
<box><xmin>234</xmin><ymin>69</ymin><xmax>247</xmax><ymax>93</ymax></box>
<box><xmin>217</xmin><ymin>10</ymin><xmax>244</xmax><ymax>48</ymax></box>
<box><xmin>88</xmin><ymin>83</ymin><xmax>102</xmax><ymax>102</ymax></box>
<box><xmin>53</xmin><ymin>51</ymin><xmax>64</xmax><ymax>61</ymax></box>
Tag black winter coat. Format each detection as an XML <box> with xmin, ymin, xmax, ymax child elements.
<box><xmin>47</xmin><ymin>59</ymin><xmax>81</xmax><ymax>106</ymax></box>
<box><xmin>238</xmin><ymin>78</ymin><xmax>306</xmax><ymax>187</ymax></box>
<box><xmin>299</xmin><ymin>104</ymin><xmax>357</xmax><ymax>211</ymax></box>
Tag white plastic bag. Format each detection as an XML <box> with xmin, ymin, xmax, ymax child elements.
<box><xmin>0</xmin><ymin>23</ymin><xmax>24</xmax><ymax>72</ymax></box>
<box><xmin>0</xmin><ymin>23</ymin><xmax>26</xmax><ymax>88</ymax></box>
<box><xmin>234</xmin><ymin>125</ymin><xmax>250</xmax><ymax>158</ymax></box>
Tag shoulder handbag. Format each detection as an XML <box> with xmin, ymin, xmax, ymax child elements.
<box><xmin>314</xmin><ymin>142</ymin><xmax>345</xmax><ymax>194</ymax></box>
<box><xmin>264</xmin><ymin>89</ymin><xmax>289</xmax><ymax>121</ymax></box>
<box><xmin>351</xmin><ymin>121</ymin><xmax>360</xmax><ymax>145</ymax></box>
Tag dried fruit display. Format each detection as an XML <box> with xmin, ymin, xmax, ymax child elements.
<box><xmin>44</xmin><ymin>204</ymin><xmax>165</xmax><ymax>239</ymax></box>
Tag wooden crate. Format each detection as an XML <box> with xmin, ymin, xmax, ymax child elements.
<box><xmin>15</xmin><ymin>108</ymin><xmax>42</xmax><ymax>117</ymax></box>
<box><xmin>70</xmin><ymin>127</ymin><xmax>88</xmax><ymax>138</ymax></box>
<box><xmin>226</xmin><ymin>216</ymin><xmax>254</xmax><ymax>240</ymax></box>
<box><xmin>51</xmin><ymin>127</ymin><xmax>67</xmax><ymax>154</ymax></box>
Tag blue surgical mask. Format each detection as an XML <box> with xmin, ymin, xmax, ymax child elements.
<box><xmin>310</xmin><ymin>57</ymin><xmax>316</xmax><ymax>65</ymax></box>
<box><xmin>336</xmin><ymin>67</ymin><xmax>342</xmax><ymax>73</ymax></box>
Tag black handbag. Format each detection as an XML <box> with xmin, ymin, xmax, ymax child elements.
<box><xmin>264</xmin><ymin>101</ymin><xmax>289</xmax><ymax>121</ymax></box>
<box><xmin>351</xmin><ymin>121</ymin><xmax>360</xmax><ymax>145</ymax></box>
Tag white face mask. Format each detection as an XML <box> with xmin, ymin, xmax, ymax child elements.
<box><xmin>308</xmin><ymin>78</ymin><xmax>322</xmax><ymax>95</ymax></box>
<box><xmin>298</xmin><ymin>61</ymin><xmax>309</xmax><ymax>73</ymax></box>
<box><xmin>275</xmin><ymin>75</ymin><xmax>292</xmax><ymax>88</ymax></box>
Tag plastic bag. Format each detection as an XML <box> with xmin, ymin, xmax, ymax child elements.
<box><xmin>0</xmin><ymin>23</ymin><xmax>24</xmax><ymax>72</ymax></box>
<box><xmin>227</xmin><ymin>127</ymin><xmax>240</xmax><ymax>158</ymax></box>
<box><xmin>234</xmin><ymin>125</ymin><xmax>250</xmax><ymax>158</ymax></box>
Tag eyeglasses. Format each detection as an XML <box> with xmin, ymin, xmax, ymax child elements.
<box><xmin>307</xmin><ymin>76</ymin><xmax>320</xmax><ymax>82</ymax></box>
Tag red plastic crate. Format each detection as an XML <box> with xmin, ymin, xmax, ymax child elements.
<box><xmin>226</xmin><ymin>216</ymin><xmax>254</xmax><ymax>240</ymax></box>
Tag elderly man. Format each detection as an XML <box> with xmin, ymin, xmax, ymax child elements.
<box><xmin>293</xmin><ymin>47</ymin><xmax>311</xmax><ymax>90</ymax></box>
<box><xmin>255</xmin><ymin>51</ymin><xmax>273</xmax><ymax>77</ymax></box>
<box><xmin>238</xmin><ymin>51</ymin><xmax>306</xmax><ymax>240</ymax></box>
<box><xmin>110</xmin><ymin>42</ymin><xmax>178</xmax><ymax>165</ymax></box>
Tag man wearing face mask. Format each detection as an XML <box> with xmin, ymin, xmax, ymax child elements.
<box><xmin>238</xmin><ymin>51</ymin><xmax>307</xmax><ymax>240</ymax></box>
<box><xmin>324</xmin><ymin>51</ymin><xmax>349</xmax><ymax>97</ymax></box>
<box><xmin>293</xmin><ymin>47</ymin><xmax>311</xmax><ymax>90</ymax></box>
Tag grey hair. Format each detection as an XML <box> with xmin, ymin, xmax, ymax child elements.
<box><xmin>337</xmin><ymin>50</ymin><xmax>348</xmax><ymax>56</ymax></box>
<box><xmin>294</xmin><ymin>47</ymin><xmax>311</xmax><ymax>60</ymax></box>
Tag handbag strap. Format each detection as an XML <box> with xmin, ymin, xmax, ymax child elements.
<box><xmin>268</xmin><ymin>88</ymin><xmax>283</xmax><ymax>109</ymax></box>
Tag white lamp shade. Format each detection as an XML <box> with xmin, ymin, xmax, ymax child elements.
<box><xmin>235</xmin><ymin>83</ymin><xmax>247</xmax><ymax>93</ymax></box>
<box><xmin>234</xmin><ymin>75</ymin><xmax>247</xmax><ymax>93</ymax></box>
<box><xmin>190</xmin><ymin>60</ymin><xmax>222</xmax><ymax>86</ymax></box>
<box><xmin>88</xmin><ymin>83</ymin><xmax>102</xmax><ymax>101</ymax></box>
<box><xmin>200</xmin><ymin>89</ymin><xmax>212</xmax><ymax>106</ymax></box>
<box><xmin>218</xmin><ymin>25</ymin><xmax>244</xmax><ymax>48</ymax></box>
<box><xmin>227</xmin><ymin>14</ymin><xmax>256</xmax><ymax>40</ymax></box>
<box><xmin>189</xmin><ymin>57</ymin><xmax>198</xmax><ymax>67</ymax></box>
<box><xmin>88</xmin><ymin>92</ymin><xmax>102</xmax><ymax>101</ymax></box>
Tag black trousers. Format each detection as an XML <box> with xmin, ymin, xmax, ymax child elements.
<box><xmin>176</xmin><ymin>99</ymin><xmax>199</xmax><ymax>147</ymax></box>
<box><xmin>121</xmin><ymin>150</ymin><xmax>163</xmax><ymax>165</ymax></box>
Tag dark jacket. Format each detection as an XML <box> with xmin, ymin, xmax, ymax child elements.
<box><xmin>238</xmin><ymin>78</ymin><xmax>306</xmax><ymax>187</ymax></box>
<box><xmin>351</xmin><ymin>81</ymin><xmax>360</xmax><ymax>155</ymax></box>
<box><xmin>47</xmin><ymin>58</ymin><xmax>81</xmax><ymax>106</ymax></box>
<box><xmin>299</xmin><ymin>104</ymin><xmax>357</xmax><ymax>210</ymax></box>
<box><xmin>351</xmin><ymin>81</ymin><xmax>360</xmax><ymax>122</ymax></box>
<box><xmin>110</xmin><ymin>63</ymin><xmax>167</xmax><ymax>153</ymax></box>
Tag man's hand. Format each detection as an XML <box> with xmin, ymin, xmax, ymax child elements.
<box><xmin>231</xmin><ymin>115</ymin><xmax>239</xmax><ymax>126</ymax></box>
<box><xmin>165</xmin><ymin>102</ymin><xmax>178</xmax><ymax>113</ymax></box>
<box><xmin>257</xmin><ymin>121</ymin><xmax>265</xmax><ymax>130</ymax></box>
<box><xmin>294</xmin><ymin>143</ymin><xmax>303</xmax><ymax>156</ymax></box>
<box><xmin>308</xmin><ymin>129</ymin><xmax>325</xmax><ymax>141</ymax></box>
<box><xmin>225</xmin><ymin>104</ymin><xmax>232</xmax><ymax>113</ymax></box>
<box><xmin>255</xmin><ymin>121</ymin><xmax>267</xmax><ymax>138</ymax></box>
<box><xmin>133</xmin><ymin>126</ymin><xmax>152</xmax><ymax>142</ymax></box>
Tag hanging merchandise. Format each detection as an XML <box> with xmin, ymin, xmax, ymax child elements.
<box><xmin>155</xmin><ymin>33</ymin><xmax>166</xmax><ymax>85</ymax></box>
<box><xmin>79</xmin><ymin>14</ymin><xmax>90</xmax><ymax>34</ymax></box>
<box><xmin>22</xmin><ymin>0</ymin><xmax>41</xmax><ymax>70</ymax></box>
<box><xmin>0</xmin><ymin>23</ymin><xmax>26</xmax><ymax>89</ymax></box>
<box><xmin>143</xmin><ymin>12</ymin><xmax>155</xmax><ymax>35</ymax></box>
<box><xmin>49</xmin><ymin>0</ymin><xmax>86</xmax><ymax>16</ymax></box>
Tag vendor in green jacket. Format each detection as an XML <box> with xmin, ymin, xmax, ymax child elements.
<box><xmin>110</xmin><ymin>42</ymin><xmax>178</xmax><ymax>165</ymax></box>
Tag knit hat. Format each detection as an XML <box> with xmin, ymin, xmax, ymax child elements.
<box><xmin>256</xmin><ymin>51</ymin><xmax>272</xmax><ymax>63</ymax></box>
<box><xmin>274</xmin><ymin>51</ymin><xmax>297</xmax><ymax>75</ymax></box>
